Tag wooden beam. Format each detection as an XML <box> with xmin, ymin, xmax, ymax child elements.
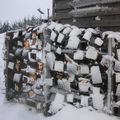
<box><xmin>54</xmin><ymin>0</ymin><xmax>72</xmax><ymax>10</ymax></box>
<box><xmin>55</xmin><ymin>6</ymin><xmax>120</xmax><ymax>20</ymax></box>
<box><xmin>55</xmin><ymin>0</ymin><xmax>72</xmax><ymax>10</ymax></box>
<box><xmin>70</xmin><ymin>0</ymin><xmax>120</xmax><ymax>8</ymax></box>
<box><xmin>70</xmin><ymin>6</ymin><xmax>120</xmax><ymax>17</ymax></box>
<box><xmin>55</xmin><ymin>12</ymin><xmax>72</xmax><ymax>19</ymax></box>
<box><xmin>58</xmin><ymin>15</ymin><xmax>120</xmax><ymax>28</ymax></box>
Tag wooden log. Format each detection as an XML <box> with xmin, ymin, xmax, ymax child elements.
<box><xmin>70</xmin><ymin>0</ymin><xmax>120</xmax><ymax>8</ymax></box>
<box><xmin>70</xmin><ymin>6</ymin><xmax>120</xmax><ymax>18</ymax></box>
<box><xmin>55</xmin><ymin>14</ymin><xmax>120</xmax><ymax>28</ymax></box>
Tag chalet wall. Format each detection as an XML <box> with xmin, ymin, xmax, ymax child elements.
<box><xmin>53</xmin><ymin>0</ymin><xmax>120</xmax><ymax>31</ymax></box>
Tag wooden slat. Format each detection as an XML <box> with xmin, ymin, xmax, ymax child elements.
<box><xmin>70</xmin><ymin>6</ymin><xmax>120</xmax><ymax>18</ymax></box>
<box><xmin>70</xmin><ymin>0</ymin><xmax>120</xmax><ymax>8</ymax></box>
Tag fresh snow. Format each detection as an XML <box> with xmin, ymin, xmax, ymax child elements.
<box><xmin>54</xmin><ymin>24</ymin><xmax>64</xmax><ymax>33</ymax></box>
<box><xmin>86</xmin><ymin>46</ymin><xmax>98</xmax><ymax>60</ymax></box>
<box><xmin>94</xmin><ymin>37</ymin><xmax>103</xmax><ymax>46</ymax></box>
<box><xmin>62</xmin><ymin>27</ymin><xmax>72</xmax><ymax>35</ymax></box>
<box><xmin>91</xmin><ymin>87</ymin><xmax>104</xmax><ymax>110</ymax></box>
<box><xmin>0</xmin><ymin>33</ymin><xmax>119</xmax><ymax>120</ymax></box>
<box><xmin>57</xmin><ymin>33</ymin><xmax>64</xmax><ymax>43</ymax></box>
<box><xmin>69</xmin><ymin>28</ymin><xmax>82</xmax><ymax>37</ymax></box>
<box><xmin>50</xmin><ymin>31</ymin><xmax>57</xmax><ymax>41</ymax></box>
<box><xmin>115</xmin><ymin>73</ymin><xmax>120</xmax><ymax>83</ymax></box>
<box><xmin>116</xmin><ymin>84</ymin><xmax>120</xmax><ymax>96</ymax></box>
<box><xmin>74</xmin><ymin>50</ymin><xmax>84</xmax><ymax>60</ymax></box>
<box><xmin>48</xmin><ymin>93</ymin><xmax>65</xmax><ymax>114</ymax></box>
<box><xmin>66</xmin><ymin>36</ymin><xmax>80</xmax><ymax>49</ymax></box>
<box><xmin>91</xmin><ymin>66</ymin><xmax>102</xmax><ymax>84</ymax></box>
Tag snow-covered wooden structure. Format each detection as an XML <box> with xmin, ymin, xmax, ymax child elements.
<box><xmin>4</xmin><ymin>22</ymin><xmax>120</xmax><ymax>116</ymax></box>
<box><xmin>53</xmin><ymin>0</ymin><xmax>120</xmax><ymax>31</ymax></box>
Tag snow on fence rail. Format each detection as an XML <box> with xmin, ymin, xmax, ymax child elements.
<box><xmin>3</xmin><ymin>22</ymin><xmax>120</xmax><ymax>116</ymax></box>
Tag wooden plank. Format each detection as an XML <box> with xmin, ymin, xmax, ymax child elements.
<box><xmin>70</xmin><ymin>0</ymin><xmax>120</xmax><ymax>8</ymax></box>
<box><xmin>70</xmin><ymin>6</ymin><xmax>120</xmax><ymax>18</ymax></box>
<box><xmin>55</xmin><ymin>6</ymin><xmax>120</xmax><ymax>19</ymax></box>
<box><xmin>55</xmin><ymin>11</ymin><xmax>72</xmax><ymax>19</ymax></box>
<box><xmin>100</xmin><ymin>26</ymin><xmax>120</xmax><ymax>32</ymax></box>
<box><xmin>55</xmin><ymin>0</ymin><xmax>72</xmax><ymax>10</ymax></box>
<box><xmin>58</xmin><ymin>14</ymin><xmax>120</xmax><ymax>28</ymax></box>
<box><xmin>54</xmin><ymin>0</ymin><xmax>120</xmax><ymax>10</ymax></box>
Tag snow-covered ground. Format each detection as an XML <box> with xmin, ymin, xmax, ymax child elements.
<box><xmin>0</xmin><ymin>33</ymin><xmax>119</xmax><ymax>120</ymax></box>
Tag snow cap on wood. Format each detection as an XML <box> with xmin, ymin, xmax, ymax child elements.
<box><xmin>114</xmin><ymin>60</ymin><xmax>120</xmax><ymax>72</ymax></box>
<box><xmin>94</xmin><ymin>37</ymin><xmax>103</xmax><ymax>46</ymax></box>
<box><xmin>8</xmin><ymin>62</ymin><xmax>14</xmax><ymax>70</ymax></box>
<box><xmin>67</xmin><ymin>62</ymin><xmax>78</xmax><ymax>74</ymax></box>
<box><xmin>56</xmin><ymin>47</ymin><xmax>62</xmax><ymax>55</ymax></box>
<box><xmin>46</xmin><ymin>52</ymin><xmax>56</xmax><ymax>70</ymax></box>
<box><xmin>117</xmin><ymin>49</ymin><xmax>120</xmax><ymax>61</ymax></box>
<box><xmin>91</xmin><ymin>66</ymin><xmax>102</xmax><ymax>84</ymax></box>
<box><xmin>67</xmin><ymin>94</ymin><xmax>74</xmax><ymax>103</ymax></box>
<box><xmin>37</xmin><ymin>23</ymin><xmax>47</xmax><ymax>34</ymax></box>
<box><xmin>108</xmin><ymin>32</ymin><xmax>120</xmax><ymax>43</ymax></box>
<box><xmin>79</xmin><ymin>64</ymin><xmax>89</xmax><ymax>74</ymax></box>
<box><xmin>83</xmin><ymin>28</ymin><xmax>97</xmax><ymax>41</ymax></box>
<box><xmin>79</xmin><ymin>81</ymin><xmax>91</xmax><ymax>92</ymax></box>
<box><xmin>102</xmin><ymin>31</ymin><xmax>113</xmax><ymax>39</ymax></box>
<box><xmin>54</xmin><ymin>61</ymin><xmax>64</xmax><ymax>72</ymax></box>
<box><xmin>62</xmin><ymin>27</ymin><xmax>72</xmax><ymax>35</ymax></box>
<box><xmin>57</xmin><ymin>33</ymin><xmax>64</xmax><ymax>43</ymax></box>
<box><xmin>116</xmin><ymin>84</ymin><xmax>120</xmax><ymax>96</ymax></box>
<box><xmin>66</xmin><ymin>36</ymin><xmax>80</xmax><ymax>49</ymax></box>
<box><xmin>80</xmin><ymin>95</ymin><xmax>89</xmax><ymax>107</ymax></box>
<box><xmin>13</xmin><ymin>73</ymin><xmax>22</xmax><ymax>83</ymax></box>
<box><xmin>69</xmin><ymin>28</ymin><xmax>83</xmax><ymax>37</ymax></box>
<box><xmin>58</xmin><ymin>79</ymin><xmax>71</xmax><ymax>92</ymax></box>
<box><xmin>47</xmin><ymin>22</ymin><xmax>57</xmax><ymax>30</ymax></box>
<box><xmin>50</xmin><ymin>30</ymin><xmax>57</xmax><ymax>41</ymax></box>
<box><xmin>86</xmin><ymin>46</ymin><xmax>98</xmax><ymax>60</ymax></box>
<box><xmin>74</xmin><ymin>50</ymin><xmax>84</xmax><ymax>60</ymax></box>
<box><xmin>115</xmin><ymin>73</ymin><xmax>120</xmax><ymax>83</ymax></box>
<box><xmin>54</xmin><ymin>23</ymin><xmax>64</xmax><ymax>33</ymax></box>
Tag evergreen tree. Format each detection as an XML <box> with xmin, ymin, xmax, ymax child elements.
<box><xmin>0</xmin><ymin>16</ymin><xmax>43</xmax><ymax>33</ymax></box>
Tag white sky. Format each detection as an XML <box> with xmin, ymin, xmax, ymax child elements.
<box><xmin>0</xmin><ymin>0</ymin><xmax>53</xmax><ymax>23</ymax></box>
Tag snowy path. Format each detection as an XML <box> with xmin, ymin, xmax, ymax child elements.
<box><xmin>0</xmin><ymin>33</ymin><xmax>119</xmax><ymax>120</ymax></box>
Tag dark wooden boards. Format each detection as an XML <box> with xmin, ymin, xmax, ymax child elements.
<box><xmin>53</xmin><ymin>0</ymin><xmax>120</xmax><ymax>31</ymax></box>
<box><xmin>70</xmin><ymin>0</ymin><xmax>120</xmax><ymax>8</ymax></box>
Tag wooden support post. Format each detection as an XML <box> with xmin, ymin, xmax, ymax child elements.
<box><xmin>107</xmin><ymin>37</ymin><xmax>113</xmax><ymax>114</ymax></box>
<box><xmin>47</xmin><ymin>8</ymin><xmax>50</xmax><ymax>24</ymax></box>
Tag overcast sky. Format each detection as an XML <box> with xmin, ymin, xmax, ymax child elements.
<box><xmin>0</xmin><ymin>0</ymin><xmax>52</xmax><ymax>23</ymax></box>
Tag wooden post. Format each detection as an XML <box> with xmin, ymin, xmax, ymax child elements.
<box><xmin>5</xmin><ymin>33</ymin><xmax>10</xmax><ymax>100</ymax></box>
<box><xmin>107</xmin><ymin>37</ymin><xmax>113</xmax><ymax>114</ymax></box>
<box><xmin>42</xmin><ymin>29</ymin><xmax>49</xmax><ymax>105</ymax></box>
<box><xmin>47</xmin><ymin>8</ymin><xmax>50</xmax><ymax>24</ymax></box>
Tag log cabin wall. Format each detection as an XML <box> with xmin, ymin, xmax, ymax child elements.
<box><xmin>53</xmin><ymin>0</ymin><xmax>120</xmax><ymax>31</ymax></box>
